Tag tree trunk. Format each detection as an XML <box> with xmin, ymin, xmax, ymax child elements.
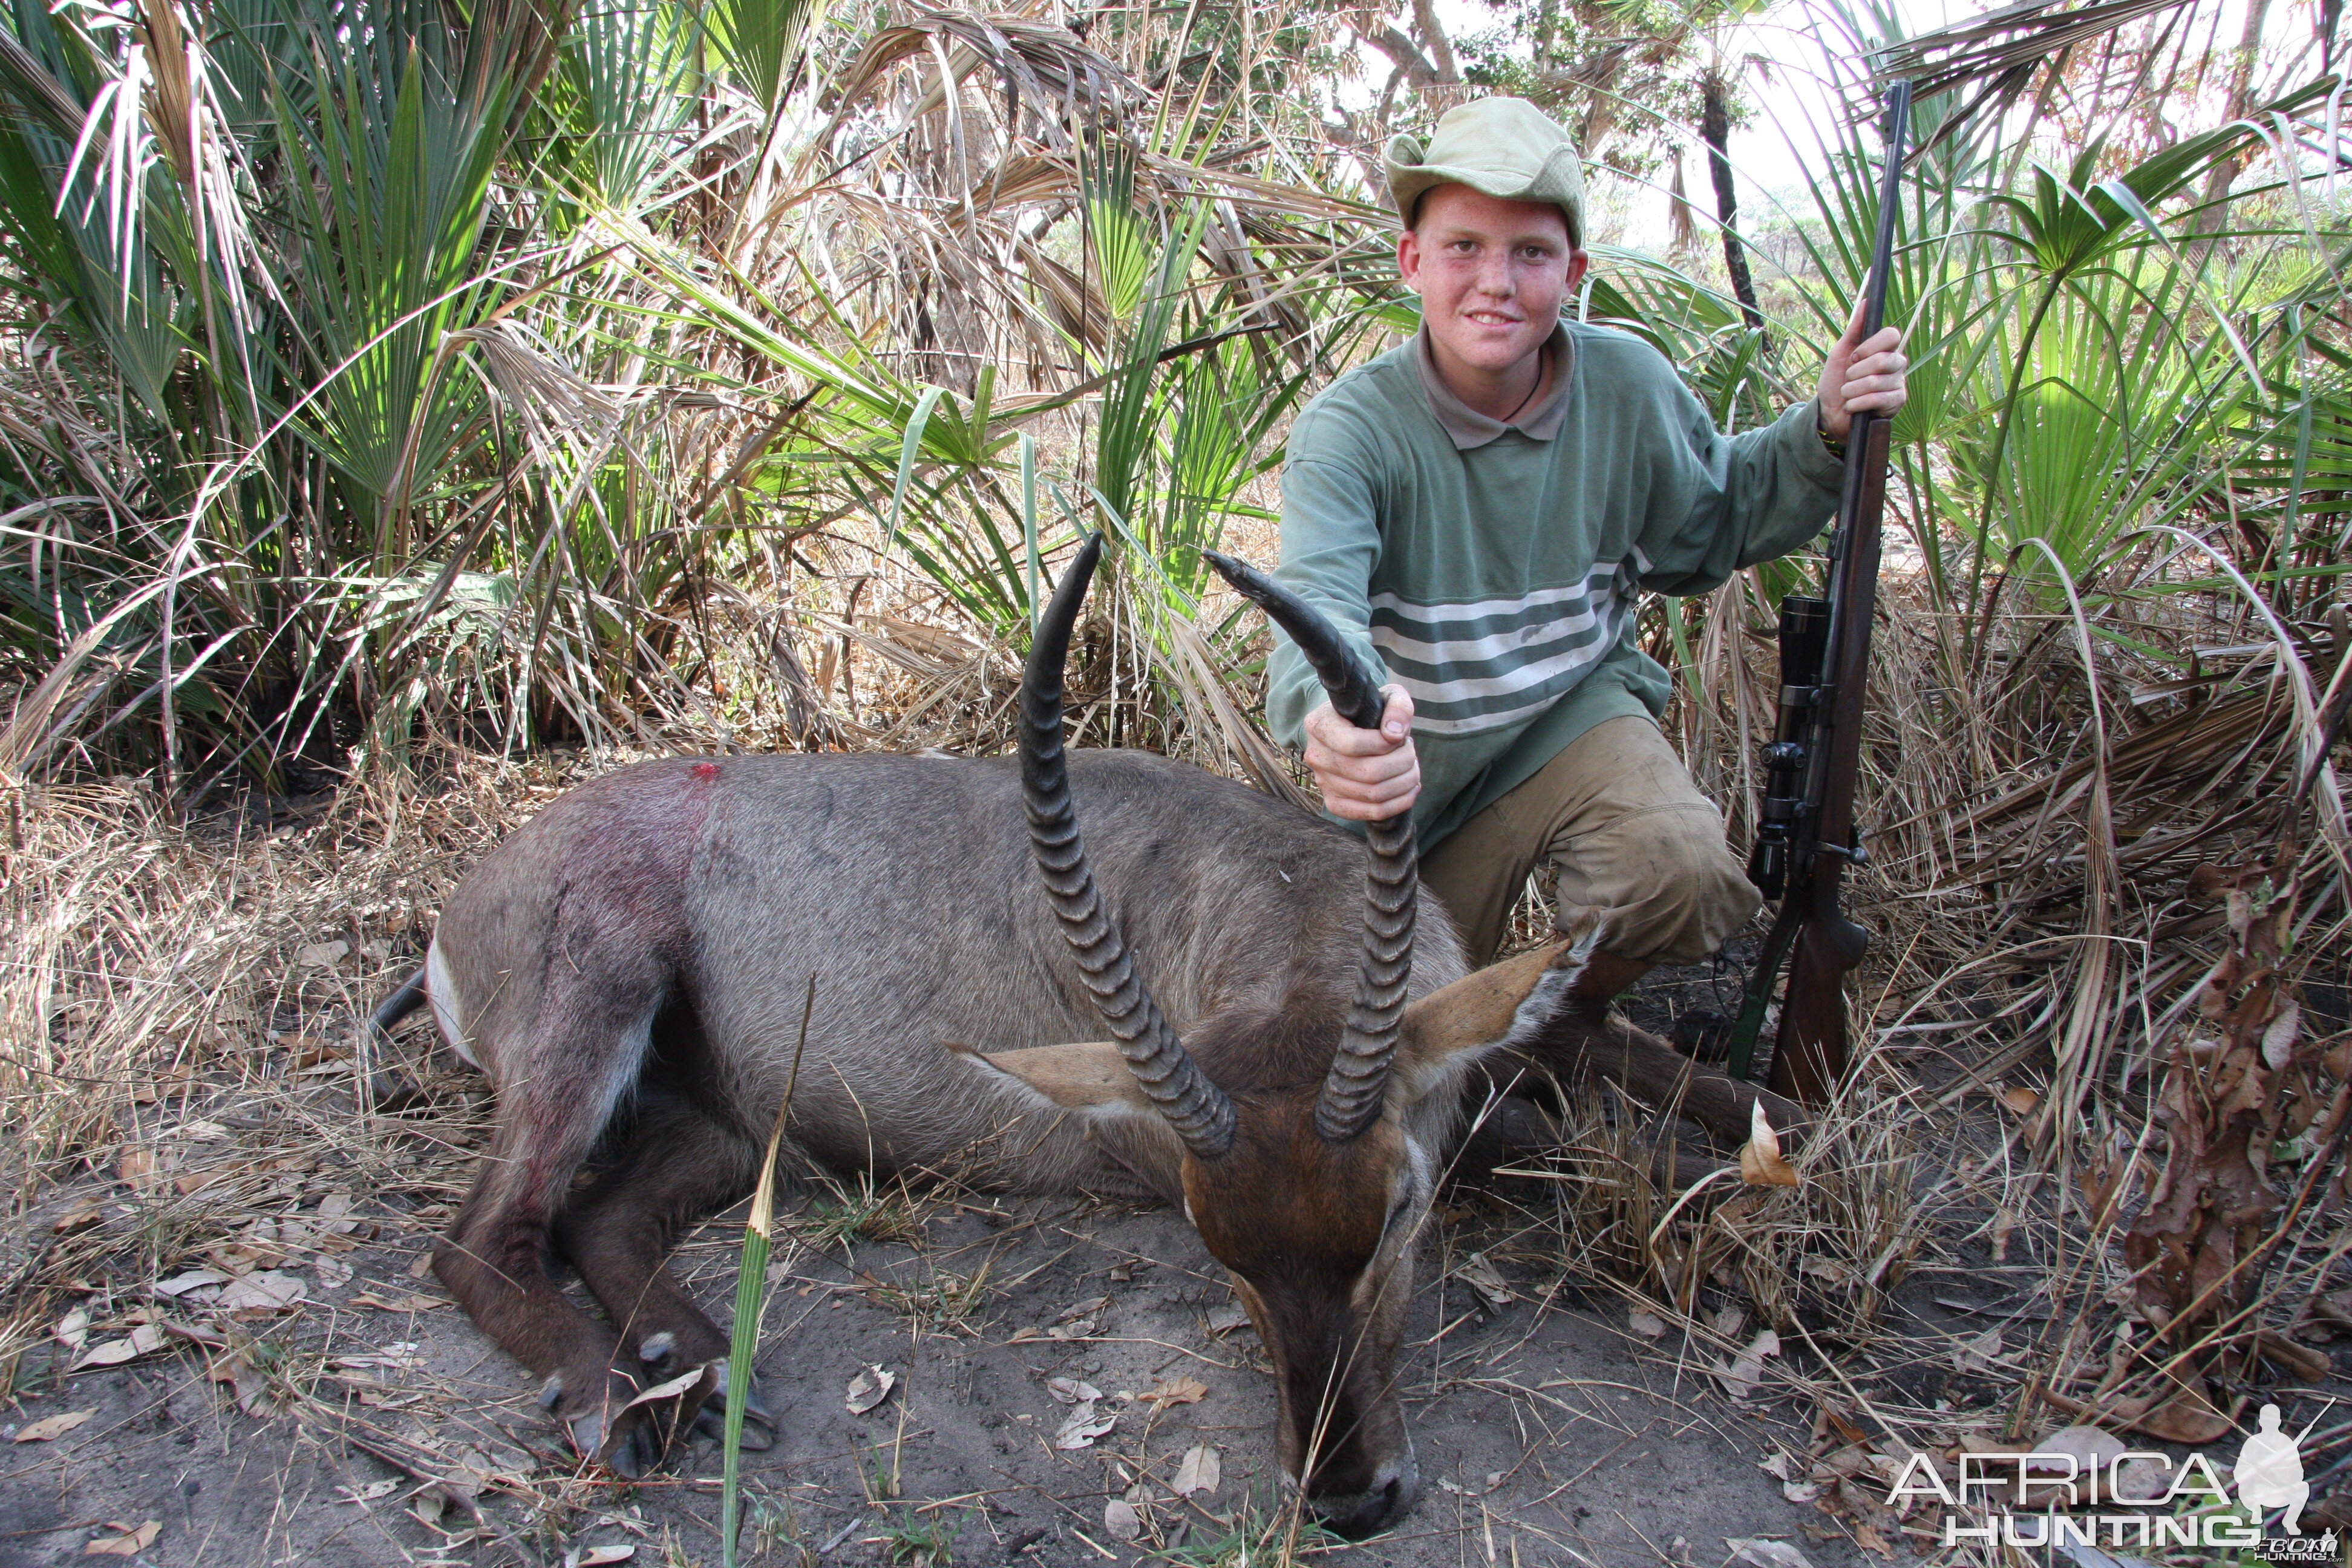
<box><xmin>2187</xmin><ymin>0</ymin><xmax>2272</xmax><ymax>257</ymax></box>
<box><xmin>1700</xmin><ymin>71</ymin><xmax>1765</xmax><ymax>339</ymax></box>
<box><xmin>1410</xmin><ymin>0</ymin><xmax>1460</xmax><ymax>83</ymax></box>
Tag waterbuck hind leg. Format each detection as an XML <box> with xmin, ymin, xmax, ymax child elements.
<box><xmin>434</xmin><ymin>970</ymin><xmax>673</xmax><ymax>1478</ymax></box>
<box><xmin>553</xmin><ymin>1094</ymin><xmax>778</xmax><ymax>1452</ymax></box>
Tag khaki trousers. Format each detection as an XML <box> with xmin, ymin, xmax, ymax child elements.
<box><xmin>1419</xmin><ymin>715</ymin><xmax>1761</xmax><ymax>969</ymax></box>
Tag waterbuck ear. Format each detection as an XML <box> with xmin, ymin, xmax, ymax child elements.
<box><xmin>1394</xmin><ymin>935</ymin><xmax>1595</xmax><ymax>1102</ymax></box>
<box><xmin>950</xmin><ymin>1040</ymin><xmax>1158</xmax><ymax>1114</ymax></box>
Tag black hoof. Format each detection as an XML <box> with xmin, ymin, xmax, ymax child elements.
<box><xmin>697</xmin><ymin>1366</ymin><xmax>779</xmax><ymax>1449</ymax></box>
<box><xmin>568</xmin><ymin>1410</ymin><xmax>606</xmax><ymax>1461</ymax></box>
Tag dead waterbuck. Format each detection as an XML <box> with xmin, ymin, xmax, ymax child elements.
<box><xmin>381</xmin><ymin>534</ymin><xmax>1785</xmax><ymax>1535</ymax></box>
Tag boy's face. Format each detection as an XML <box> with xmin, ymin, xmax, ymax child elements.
<box><xmin>1397</xmin><ymin>185</ymin><xmax>1588</xmax><ymax>377</ymax></box>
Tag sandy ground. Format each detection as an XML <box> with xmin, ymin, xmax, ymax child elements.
<box><xmin>0</xmin><ymin>949</ymin><xmax>1921</xmax><ymax>1568</ymax></box>
<box><xmin>19</xmin><ymin>941</ymin><xmax>2342</xmax><ymax>1568</ymax></box>
<box><xmin>0</xmin><ymin>1182</ymin><xmax>1872</xmax><ymax>1568</ymax></box>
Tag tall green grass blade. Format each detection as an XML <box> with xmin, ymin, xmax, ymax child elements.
<box><xmin>878</xmin><ymin>385</ymin><xmax>947</xmax><ymax>561</ymax></box>
<box><xmin>1022</xmin><ymin>433</ymin><xmax>1040</xmax><ymax>632</ymax></box>
<box><xmin>722</xmin><ymin>977</ymin><xmax>815</xmax><ymax>1568</ymax></box>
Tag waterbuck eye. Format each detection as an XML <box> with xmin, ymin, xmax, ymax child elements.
<box><xmin>1382</xmin><ymin>1189</ymin><xmax>1416</xmax><ymax>1236</ymax></box>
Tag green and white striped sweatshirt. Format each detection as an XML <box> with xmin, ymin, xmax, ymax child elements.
<box><xmin>1266</xmin><ymin>320</ymin><xmax>1848</xmax><ymax>849</ymax></box>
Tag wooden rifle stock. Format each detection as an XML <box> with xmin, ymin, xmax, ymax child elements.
<box><xmin>1766</xmin><ymin>408</ymin><xmax>1892</xmax><ymax>1103</ymax></box>
<box><xmin>1724</xmin><ymin>81</ymin><xmax>1910</xmax><ymax>1106</ymax></box>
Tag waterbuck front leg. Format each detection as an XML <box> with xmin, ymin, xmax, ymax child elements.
<box><xmin>1531</xmin><ymin>1007</ymin><xmax>1810</xmax><ymax>1145</ymax></box>
<box><xmin>434</xmin><ymin>970</ymin><xmax>691</xmax><ymax>1478</ymax></box>
<box><xmin>552</xmin><ymin>1095</ymin><xmax>779</xmax><ymax>1452</ymax></box>
<box><xmin>1414</xmin><ymin>941</ymin><xmax>1807</xmax><ymax>1146</ymax></box>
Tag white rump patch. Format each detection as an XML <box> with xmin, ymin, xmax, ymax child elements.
<box><xmin>424</xmin><ymin>941</ymin><xmax>477</xmax><ymax>1068</ymax></box>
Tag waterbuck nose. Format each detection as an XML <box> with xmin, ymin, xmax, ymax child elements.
<box><xmin>1316</xmin><ymin>1478</ymin><xmax>1405</xmax><ymax>1539</ymax></box>
<box><xmin>1310</xmin><ymin>1447</ymin><xmax>1420</xmax><ymax>1538</ymax></box>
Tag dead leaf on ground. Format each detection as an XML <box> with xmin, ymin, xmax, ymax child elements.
<box><xmin>1138</xmin><ymin>1376</ymin><xmax>1207</xmax><ymax>1409</ymax></box>
<box><xmin>1628</xmin><ymin>1309</ymin><xmax>1667</xmax><ymax>1339</ymax></box>
<box><xmin>1172</xmin><ymin>1444</ymin><xmax>1221</xmax><ymax>1497</ymax></box>
<box><xmin>567</xmin><ymin>1547</ymin><xmax>637</xmax><ymax>1567</ymax></box>
<box><xmin>53</xmin><ymin>1203</ymin><xmax>103</xmax><ymax>1235</ymax></box>
<box><xmin>215</xmin><ymin>1270</ymin><xmax>307</xmax><ymax>1313</ymax></box>
<box><xmin>350</xmin><ymin>1291</ymin><xmax>448</xmax><ymax>1313</ymax></box>
<box><xmin>54</xmin><ymin>1307</ymin><xmax>90</xmax><ymax>1350</ymax></box>
<box><xmin>618</xmin><ymin>1368</ymin><xmax>705</xmax><ymax>1416</ymax></box>
<box><xmin>2262</xmin><ymin>1001</ymin><xmax>2301</xmax><ymax>1070</ymax></box>
<box><xmin>72</xmin><ymin>1324</ymin><xmax>165</xmax><ymax>1371</ymax></box>
<box><xmin>1054</xmin><ymin>1403</ymin><xmax>1117</xmax><ymax>1449</ymax></box>
<box><xmin>2254</xmin><ymin>1329</ymin><xmax>2333</xmax><ymax>1382</ymax></box>
<box><xmin>296</xmin><ymin>940</ymin><xmax>350</xmax><ymax>968</ymax></box>
<box><xmin>1204</xmin><ymin>1302</ymin><xmax>1250</xmax><ymax>1336</ymax></box>
<box><xmin>2295</xmin><ymin>1288</ymin><xmax>2352</xmax><ymax>1341</ymax></box>
<box><xmin>2132</xmin><ymin>1384</ymin><xmax>2233</xmax><ymax>1445</ymax></box>
<box><xmin>1953</xmin><ymin>1326</ymin><xmax>2006</xmax><ymax>1374</ymax></box>
<box><xmin>1740</xmin><ymin>1103</ymin><xmax>1800</xmax><ymax>1187</ymax></box>
<box><xmin>1727</xmin><ymin>1540</ymin><xmax>1816</xmax><ymax>1568</ymax></box>
<box><xmin>13</xmin><ymin>1410</ymin><xmax>95</xmax><ymax>1443</ymax></box>
<box><xmin>209</xmin><ymin>1351</ymin><xmax>278</xmax><ymax>1417</ymax></box>
<box><xmin>83</xmin><ymin>1521</ymin><xmax>160</xmax><ymax>1557</ymax></box>
<box><xmin>1057</xmin><ymin>1296</ymin><xmax>1110</xmax><ymax>1322</ymax></box>
<box><xmin>1712</xmin><ymin>1328</ymin><xmax>1782</xmax><ymax>1401</ymax></box>
<box><xmin>1045</xmin><ymin>1376</ymin><xmax>1102</xmax><ymax>1405</ymax></box>
<box><xmin>1997</xmin><ymin>1083</ymin><xmax>2042</xmax><ymax>1117</ymax></box>
<box><xmin>1457</xmin><ymin>1254</ymin><xmax>1514</xmax><ymax>1307</ymax></box>
<box><xmin>154</xmin><ymin>1269</ymin><xmax>227</xmax><ymax>1298</ymax></box>
<box><xmin>845</xmin><ymin>1365</ymin><xmax>897</xmax><ymax>1416</ymax></box>
<box><xmin>1102</xmin><ymin>1499</ymin><xmax>1142</xmax><ymax>1542</ymax></box>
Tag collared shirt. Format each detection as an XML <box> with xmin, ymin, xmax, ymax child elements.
<box><xmin>1267</xmin><ymin>319</ymin><xmax>1846</xmax><ymax>849</ymax></box>
<box><xmin>1414</xmin><ymin>322</ymin><xmax>1577</xmax><ymax>447</ymax></box>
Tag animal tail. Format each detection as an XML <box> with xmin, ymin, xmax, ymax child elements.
<box><xmin>370</xmin><ymin>965</ymin><xmax>430</xmax><ymax>1042</ymax></box>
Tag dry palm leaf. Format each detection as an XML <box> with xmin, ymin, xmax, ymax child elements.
<box><xmin>1872</xmin><ymin>0</ymin><xmax>2196</xmax><ymax>102</ymax></box>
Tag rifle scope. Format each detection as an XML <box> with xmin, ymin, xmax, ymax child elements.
<box><xmin>1746</xmin><ymin>593</ymin><xmax>1831</xmax><ymax>902</ymax></box>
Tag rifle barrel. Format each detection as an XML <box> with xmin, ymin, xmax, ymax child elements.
<box><xmin>1755</xmin><ymin>82</ymin><xmax>1912</xmax><ymax>1105</ymax></box>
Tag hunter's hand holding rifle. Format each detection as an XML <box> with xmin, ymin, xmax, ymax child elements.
<box><xmin>1726</xmin><ymin>83</ymin><xmax>1915</xmax><ymax>1104</ymax></box>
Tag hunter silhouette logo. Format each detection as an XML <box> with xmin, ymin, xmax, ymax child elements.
<box><xmin>2233</xmin><ymin>1403</ymin><xmax>2316</xmax><ymax>1534</ymax></box>
<box><xmin>1894</xmin><ymin>1399</ymin><xmax>2339</xmax><ymax>1554</ymax></box>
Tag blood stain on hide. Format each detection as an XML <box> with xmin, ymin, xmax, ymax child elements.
<box><xmin>692</xmin><ymin>762</ymin><xmax>720</xmax><ymax>780</ymax></box>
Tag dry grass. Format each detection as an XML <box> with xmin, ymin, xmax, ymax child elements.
<box><xmin>2</xmin><ymin>545</ymin><xmax>2347</xmax><ymax>1561</ymax></box>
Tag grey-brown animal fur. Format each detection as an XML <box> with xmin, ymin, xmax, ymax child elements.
<box><xmin>411</xmin><ymin>746</ymin><xmax>1517</xmax><ymax>1527</ymax></box>
<box><xmin>402</xmin><ymin>548</ymin><xmax>1803</xmax><ymax>1538</ymax></box>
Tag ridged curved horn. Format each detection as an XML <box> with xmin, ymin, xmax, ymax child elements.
<box><xmin>1021</xmin><ymin>535</ymin><xmax>1236</xmax><ymax>1160</ymax></box>
<box><xmin>1203</xmin><ymin>550</ymin><xmax>1417</xmax><ymax>1143</ymax></box>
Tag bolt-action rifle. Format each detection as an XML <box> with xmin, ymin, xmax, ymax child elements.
<box><xmin>1722</xmin><ymin>82</ymin><xmax>1911</xmax><ymax>1104</ymax></box>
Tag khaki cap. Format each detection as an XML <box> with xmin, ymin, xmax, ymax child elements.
<box><xmin>1383</xmin><ymin>97</ymin><xmax>1586</xmax><ymax>246</ymax></box>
